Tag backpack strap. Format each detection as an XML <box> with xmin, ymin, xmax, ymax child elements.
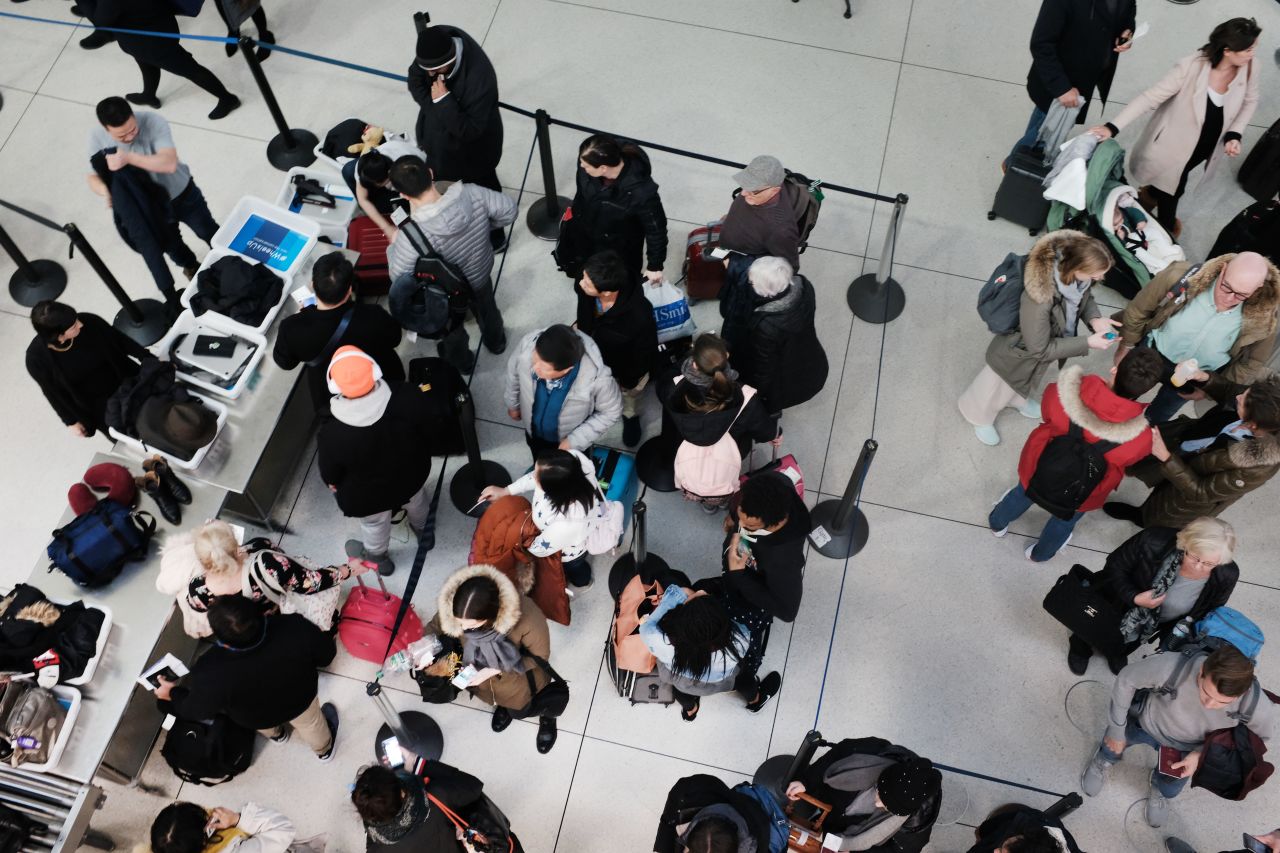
<box><xmin>1167</xmin><ymin>263</ymin><xmax>1202</xmax><ymax>304</ymax></box>
<box><xmin>1158</xmin><ymin>651</ymin><xmax>1205</xmax><ymax>700</ymax></box>
<box><xmin>304</xmin><ymin>307</ymin><xmax>356</xmax><ymax>368</ymax></box>
<box><xmin>1229</xmin><ymin>678</ymin><xmax>1262</xmax><ymax>724</ymax></box>
<box><xmin>402</xmin><ymin>219</ymin><xmax>436</xmax><ymax>260</ymax></box>
<box><xmin>725</xmin><ymin>386</ymin><xmax>757</xmax><ymax>432</ymax></box>
<box><xmin>246</xmin><ymin>550</ymin><xmax>288</xmax><ymax>605</ymax></box>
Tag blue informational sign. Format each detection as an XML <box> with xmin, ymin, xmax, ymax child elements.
<box><xmin>228</xmin><ymin>214</ymin><xmax>308</xmax><ymax>272</ymax></box>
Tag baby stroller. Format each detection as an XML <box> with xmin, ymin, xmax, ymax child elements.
<box><xmin>1045</xmin><ymin>138</ymin><xmax>1184</xmax><ymax>299</ymax></box>
<box><xmin>604</xmin><ymin>499</ymin><xmax>690</xmax><ymax>706</ymax></box>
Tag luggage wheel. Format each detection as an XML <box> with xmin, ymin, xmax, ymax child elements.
<box><xmin>1028</xmin><ymin>228</ymin><xmax>1040</xmax><ymax>236</ymax></box>
<box><xmin>986</xmin><ymin>211</ymin><xmax>996</xmax><ymax>221</ymax></box>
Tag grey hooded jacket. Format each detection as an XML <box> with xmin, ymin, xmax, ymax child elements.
<box><xmin>503</xmin><ymin>329</ymin><xmax>623</xmax><ymax>451</ymax></box>
<box><xmin>387</xmin><ymin>181</ymin><xmax>517</xmax><ymax>289</ymax></box>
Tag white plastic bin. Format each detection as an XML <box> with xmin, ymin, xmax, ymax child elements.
<box><xmin>108</xmin><ymin>389</ymin><xmax>229</xmax><ymax>471</ymax></box>
<box><xmin>55</xmin><ymin>602</ymin><xmax>112</xmax><ymax>687</ymax></box>
<box><xmin>274</xmin><ymin>166</ymin><xmax>356</xmax><ymax>233</ymax></box>
<box><xmin>152</xmin><ymin>309</ymin><xmax>268</xmax><ymax>400</ymax></box>
<box><xmin>212</xmin><ymin>196</ymin><xmax>320</xmax><ymax>282</ymax></box>
<box><xmin>180</xmin><ymin>248</ymin><xmax>291</xmax><ymax>337</ymax></box>
<box><xmin>22</xmin><ymin>684</ymin><xmax>81</xmax><ymax>773</ymax></box>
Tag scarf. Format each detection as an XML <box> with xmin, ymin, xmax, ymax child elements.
<box><xmin>1118</xmin><ymin>549</ymin><xmax>1182</xmax><ymax>643</ymax></box>
<box><xmin>364</xmin><ymin>771</ymin><xmax>429</xmax><ymax>845</ymax></box>
<box><xmin>681</xmin><ymin>357</ymin><xmax>738</xmax><ymax>388</ymax></box>
<box><xmin>1053</xmin><ymin>260</ymin><xmax>1089</xmax><ymax>337</ymax></box>
<box><xmin>462</xmin><ymin>626</ymin><xmax>524</xmax><ymax>673</ymax></box>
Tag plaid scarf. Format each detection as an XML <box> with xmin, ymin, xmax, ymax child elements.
<box><xmin>1118</xmin><ymin>550</ymin><xmax>1182</xmax><ymax>644</ymax></box>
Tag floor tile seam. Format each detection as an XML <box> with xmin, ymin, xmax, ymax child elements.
<box><xmin>480</xmin><ymin>0</ymin><xmax>503</xmax><ymax>46</ymax></box>
<box><xmin>2</xmin><ymin>19</ymin><xmax>75</xmax><ymax>153</ymax></box>
<box><xmin>21</xmin><ymin>90</ymin><xmax>275</xmax><ymax>145</ymax></box>
<box><xmin>551</xmin><ymin>643</ymin><xmax>606</xmax><ymax>851</ymax></box>
<box><xmin>273</xmin><ymin>443</ymin><xmax>320</xmax><ymax>546</ymax></box>
<box><xmin>574</xmin><ymin>733</ymin><xmax>755</xmax><ymax>780</ymax></box>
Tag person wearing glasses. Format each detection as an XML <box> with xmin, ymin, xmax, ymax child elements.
<box><xmin>718</xmin><ymin>155</ymin><xmax>802</xmax><ymax>272</ymax></box>
<box><xmin>1112</xmin><ymin>251</ymin><xmax>1279</xmax><ymax>424</ymax></box>
<box><xmin>1062</xmin><ymin>517</ymin><xmax>1238</xmax><ymax>677</ymax></box>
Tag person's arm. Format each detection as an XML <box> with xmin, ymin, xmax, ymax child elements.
<box><xmin>355</xmin><ymin>181</ymin><xmax>397</xmax><ymax>239</ymax></box>
<box><xmin>271</xmin><ymin>323</ymin><xmax>300</xmax><ymax>370</ymax></box>
<box><xmin>120</xmin><ymin>147</ymin><xmax>179</xmax><ymax>175</ymax></box>
<box><xmin>1106</xmin><ymin>58</ymin><xmax>1191</xmax><ymax>134</ymax></box>
<box><xmin>1199</xmin><ymin>373</ymin><xmax>1247</xmax><ymax>407</ymax></box>
<box><xmin>764</xmin><ymin>213</ymin><xmax>801</xmax><ymax>271</ymax></box>
<box><xmin>1157</xmin><ymin>453</ymin><xmax>1262</xmax><ymax>506</ymax></box>
<box><xmin>431</xmin><ymin>68</ymin><xmax>500</xmax><ymax>144</ymax></box>
<box><xmin>478</xmin><ymin>186</ymin><xmax>518</xmax><ymax>230</ymax></box>
<box><xmin>726</xmin><ymin>551</ymin><xmax>802</xmax><ymax>622</ymax></box>
<box><xmin>1225</xmin><ymin>334</ymin><xmax>1277</xmax><ymax>385</ymax></box>
<box><xmin>1079</xmin><ymin>288</ymin><xmax>1102</xmax><ymax>326</ymax></box>
<box><xmin>1117</xmin><ymin>265</ymin><xmax>1182</xmax><ymax>353</ymax></box>
<box><xmin>1103</xmin><ymin>529</ymin><xmax>1155</xmax><ymax>607</ymax></box>
<box><xmin>86</xmin><ymin>173</ymin><xmax>110</xmax><ymax>202</ymax></box>
<box><xmin>563</xmin><ymin>371</ymin><xmax>623</xmax><ymax>450</ymax></box>
<box><xmin>25</xmin><ymin>350</ymin><xmax>78</xmax><ymax>427</ymax></box>
<box><xmin>1018</xmin><ymin>291</ymin><xmax>1089</xmax><ymax>363</ymax></box>
<box><xmin>739</xmin><ymin>397</ymin><xmax>780</xmax><ymax>444</ymax></box>
<box><xmin>316</xmin><ymin>440</ymin><xmax>344</xmax><ymax>493</ymax></box>
<box><xmin>506</xmin><ymin>472</ymin><xmax>537</xmax><ymax>496</ymax></box>
<box><xmin>414</xmin><ymin>758</ymin><xmax>485</xmax><ymax>809</ymax></box>
<box><xmin>639</xmin><ymin>586</ymin><xmax>687</xmax><ymax>661</ymax></box>
<box><xmin>309</xmin><ymin>621</ymin><xmax>338</xmax><ymax>668</ymax></box>
<box><xmin>231</xmin><ymin>803</ymin><xmax>297</xmax><ymax>853</ymax></box>
<box><xmin>270</xmin><ymin>552</ymin><xmax>347</xmax><ymax>594</ymax></box>
<box><xmin>518</xmin><ymin>602</ymin><xmax>552</xmax><ymax>660</ymax></box>
<box><xmin>1224</xmin><ymin>60</ymin><xmax>1261</xmax><ymax>142</ymax></box>
<box><xmin>1027</xmin><ymin>0</ymin><xmax>1075</xmax><ymax>101</ymax></box>
<box><xmin>638</xmin><ymin>188</ymin><xmax>668</xmax><ymax>273</ymax></box>
<box><xmin>407</xmin><ymin>61</ymin><xmax>432</xmax><ymax>105</ymax></box>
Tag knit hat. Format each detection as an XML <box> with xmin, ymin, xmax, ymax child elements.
<box><xmin>875</xmin><ymin>758</ymin><xmax>940</xmax><ymax>817</ymax></box>
<box><xmin>416</xmin><ymin>29</ymin><xmax>457</xmax><ymax>69</ymax></box>
<box><xmin>327</xmin><ymin>345</ymin><xmax>381</xmax><ymax>398</ymax></box>
<box><xmin>733</xmin><ymin>155</ymin><xmax>786</xmax><ymax>193</ymax></box>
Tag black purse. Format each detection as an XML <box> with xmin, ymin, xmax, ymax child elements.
<box><xmin>1042</xmin><ymin>564</ymin><xmax>1125</xmax><ymax>656</ymax></box>
<box><xmin>411</xmin><ymin>634</ymin><xmax>464</xmax><ymax>705</ymax></box>
<box><xmin>515</xmin><ymin>648</ymin><xmax>570</xmax><ymax>719</ymax></box>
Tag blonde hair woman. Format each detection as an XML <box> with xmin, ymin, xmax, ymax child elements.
<box><xmin>1065</xmin><ymin>517</ymin><xmax>1239</xmax><ymax>676</ymax></box>
<box><xmin>959</xmin><ymin>231</ymin><xmax>1120</xmax><ymax>445</ymax></box>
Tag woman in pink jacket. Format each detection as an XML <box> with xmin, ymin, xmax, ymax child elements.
<box><xmin>1089</xmin><ymin>18</ymin><xmax>1261</xmax><ymax>238</ymax></box>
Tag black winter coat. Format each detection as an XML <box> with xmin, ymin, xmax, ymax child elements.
<box><xmin>363</xmin><ymin>761</ymin><xmax>486</xmax><ymax>853</ymax></box>
<box><xmin>104</xmin><ymin>358</ymin><xmax>192</xmax><ymax>438</ymax></box>
<box><xmin>565</xmin><ymin>145</ymin><xmax>668</xmax><ymax>278</ymax></box>
<box><xmin>191</xmin><ymin>256</ymin><xmax>284</xmax><ymax>328</ymax></box>
<box><xmin>653</xmin><ymin>774</ymin><xmax>773</xmax><ymax>853</ymax></box>
<box><xmin>0</xmin><ymin>584</ymin><xmax>106</xmax><ymax>682</ymax></box>
<box><xmin>1026</xmin><ymin>0</ymin><xmax>1135</xmax><ymax>116</ymax></box>
<box><xmin>965</xmin><ymin>805</ymin><xmax>1082</xmax><ymax>853</ymax></box>
<box><xmin>1099</xmin><ymin>527</ymin><xmax>1238</xmax><ymax>635</ymax></box>
<box><xmin>575</xmin><ymin>279</ymin><xmax>658</xmax><ymax>389</ymax></box>
<box><xmin>658</xmin><ymin>377</ymin><xmax>778</xmax><ymax>457</ymax></box>
<box><xmin>90</xmin><ymin>152</ymin><xmax>189</xmax><ymax>280</ymax></box>
<box><xmin>737</xmin><ymin>275</ymin><xmax>827</xmax><ymax>414</ymax></box>
<box><xmin>317</xmin><ymin>382</ymin><xmax>449</xmax><ymax>517</ymax></box>
<box><xmin>272</xmin><ymin>302</ymin><xmax>405</xmax><ymax>412</ymax></box>
<box><xmin>26</xmin><ymin>313</ymin><xmax>149</xmax><ymax>434</ymax></box>
<box><xmin>406</xmin><ymin>26</ymin><xmax>503</xmax><ymax>184</ymax></box>
<box><xmin>721</xmin><ymin>489</ymin><xmax>810</xmax><ymax>622</ymax></box>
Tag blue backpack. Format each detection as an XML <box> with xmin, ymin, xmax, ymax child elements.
<box><xmin>47</xmin><ymin>499</ymin><xmax>156</xmax><ymax>587</ymax></box>
<box><xmin>733</xmin><ymin>782</ymin><xmax>790</xmax><ymax>853</ymax></box>
<box><xmin>1195</xmin><ymin>607</ymin><xmax>1265</xmax><ymax>662</ymax></box>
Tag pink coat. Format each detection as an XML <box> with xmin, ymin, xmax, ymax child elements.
<box><xmin>1111</xmin><ymin>52</ymin><xmax>1259</xmax><ymax>195</ymax></box>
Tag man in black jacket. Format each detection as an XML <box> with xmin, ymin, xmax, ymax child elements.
<box><xmin>1165</xmin><ymin>828</ymin><xmax>1280</xmax><ymax>853</ymax></box>
<box><xmin>720</xmin><ymin>471</ymin><xmax>809</xmax><ymax>712</ymax></box>
<box><xmin>1010</xmin><ymin>0</ymin><xmax>1135</xmax><ymax>162</ymax></box>
<box><xmin>653</xmin><ymin>774</ymin><xmax>774</xmax><ymax>853</ymax></box>
<box><xmin>155</xmin><ymin>596</ymin><xmax>339</xmax><ymax>761</ymax></box>
<box><xmin>966</xmin><ymin>804</ymin><xmax>1076</xmax><ymax>852</ymax></box>
<box><xmin>575</xmin><ymin>250</ymin><xmax>658</xmax><ymax>447</ymax></box>
<box><xmin>273</xmin><ymin>252</ymin><xmax>404</xmax><ymax>413</ymax></box>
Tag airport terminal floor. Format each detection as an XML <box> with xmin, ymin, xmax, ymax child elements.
<box><xmin>2</xmin><ymin>0</ymin><xmax>1280</xmax><ymax>850</ymax></box>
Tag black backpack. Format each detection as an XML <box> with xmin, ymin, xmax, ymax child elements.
<box><xmin>388</xmin><ymin>221</ymin><xmax>473</xmax><ymax>339</ymax></box>
<box><xmin>161</xmin><ymin>716</ymin><xmax>255</xmax><ymax>785</ymax></box>
<box><xmin>1026</xmin><ymin>423</ymin><xmax>1117</xmax><ymax>520</ymax></box>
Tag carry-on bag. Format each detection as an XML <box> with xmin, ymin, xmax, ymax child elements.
<box><xmin>1042</xmin><ymin>564</ymin><xmax>1124</xmax><ymax>656</ymax></box>
<box><xmin>338</xmin><ymin>573</ymin><xmax>425</xmax><ymax>663</ymax></box>
<box><xmin>407</xmin><ymin>356</ymin><xmax>468</xmax><ymax>456</ymax></box>
<box><xmin>47</xmin><ymin>499</ymin><xmax>156</xmax><ymax>588</ymax></box>
<box><xmin>1209</xmin><ymin>198</ymin><xmax>1280</xmax><ymax>266</ymax></box>
<box><xmin>591</xmin><ymin>446</ymin><xmax>639</xmax><ymax>533</ymax></box>
<box><xmin>161</xmin><ymin>715</ymin><xmax>255</xmax><ymax>785</ymax></box>
<box><xmin>682</xmin><ymin>222</ymin><xmax>727</xmax><ymax>300</ymax></box>
<box><xmin>347</xmin><ymin>216</ymin><xmax>393</xmax><ymax>296</ymax></box>
<box><xmin>1238</xmin><ymin>116</ymin><xmax>1280</xmax><ymax>202</ymax></box>
<box><xmin>989</xmin><ymin>147</ymin><xmax>1052</xmax><ymax>234</ymax></box>
<box><xmin>740</xmin><ymin>439</ymin><xmax>804</xmax><ymax>498</ymax></box>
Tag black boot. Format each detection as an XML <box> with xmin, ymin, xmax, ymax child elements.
<box><xmin>255</xmin><ymin>30</ymin><xmax>274</xmax><ymax>62</ymax></box>
<box><xmin>146</xmin><ymin>454</ymin><xmax>192</xmax><ymax>504</ymax></box>
<box><xmin>137</xmin><ymin>472</ymin><xmax>181</xmax><ymax>524</ymax></box>
<box><xmin>79</xmin><ymin>29</ymin><xmax>115</xmax><ymax>49</ymax></box>
<box><xmin>536</xmin><ymin>716</ymin><xmax>557</xmax><ymax>753</ymax></box>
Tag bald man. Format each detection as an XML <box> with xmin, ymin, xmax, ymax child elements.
<box><xmin>1115</xmin><ymin>252</ymin><xmax>1280</xmax><ymax>423</ymax></box>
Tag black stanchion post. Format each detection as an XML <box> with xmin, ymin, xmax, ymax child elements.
<box><xmin>847</xmin><ymin>193</ymin><xmax>908</xmax><ymax>324</ymax></box>
<box><xmin>239</xmin><ymin>35</ymin><xmax>318</xmax><ymax>171</ymax></box>
<box><xmin>0</xmin><ymin>221</ymin><xmax>66</xmax><ymax>306</ymax></box>
<box><xmin>753</xmin><ymin>729</ymin><xmax>824</xmax><ymax>800</ymax></box>
<box><xmin>808</xmin><ymin>439</ymin><xmax>877</xmax><ymax>559</ymax></box>
<box><xmin>636</xmin><ymin>434</ymin><xmax>678</xmax><ymax>492</ymax></box>
<box><xmin>448</xmin><ymin>391</ymin><xmax>512</xmax><ymax>513</ymax></box>
<box><xmin>367</xmin><ymin>682</ymin><xmax>443</xmax><ymax>763</ymax></box>
<box><xmin>607</xmin><ymin>499</ymin><xmax>671</xmax><ymax>592</ymax></box>
<box><xmin>63</xmin><ymin>223</ymin><xmax>169</xmax><ymax>346</ymax></box>
<box><xmin>525</xmin><ymin>109</ymin><xmax>572</xmax><ymax>241</ymax></box>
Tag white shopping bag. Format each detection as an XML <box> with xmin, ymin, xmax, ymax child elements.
<box><xmin>644</xmin><ymin>277</ymin><xmax>697</xmax><ymax>344</ymax></box>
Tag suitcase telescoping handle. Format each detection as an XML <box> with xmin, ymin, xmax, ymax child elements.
<box><xmin>354</xmin><ymin>569</ymin><xmax>393</xmax><ymax>600</ymax></box>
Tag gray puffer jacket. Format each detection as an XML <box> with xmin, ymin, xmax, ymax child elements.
<box><xmin>504</xmin><ymin>329</ymin><xmax>623</xmax><ymax>451</ymax></box>
<box><xmin>387</xmin><ymin>182</ymin><xmax>518</xmax><ymax>288</ymax></box>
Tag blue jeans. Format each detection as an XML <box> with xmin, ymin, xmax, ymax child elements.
<box><xmin>1145</xmin><ymin>382</ymin><xmax>1192</xmax><ymax>425</ymax></box>
<box><xmin>171</xmin><ymin>179</ymin><xmax>220</xmax><ymax>245</ymax></box>
<box><xmin>1098</xmin><ymin>717</ymin><xmax>1192</xmax><ymax>799</ymax></box>
<box><xmin>1009</xmin><ymin>106</ymin><xmax>1048</xmax><ymax>161</ymax></box>
<box><xmin>988</xmin><ymin>483</ymin><xmax>1083</xmax><ymax>561</ymax></box>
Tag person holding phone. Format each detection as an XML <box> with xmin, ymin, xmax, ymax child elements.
<box><xmin>1165</xmin><ymin>828</ymin><xmax>1280</xmax><ymax>853</ymax></box>
<box><xmin>147</xmin><ymin>801</ymin><xmax>297</xmax><ymax>853</ymax></box>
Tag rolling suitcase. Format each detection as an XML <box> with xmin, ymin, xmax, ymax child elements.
<box><xmin>407</xmin><ymin>356</ymin><xmax>468</xmax><ymax>456</ymax></box>
<box><xmin>347</xmin><ymin>216</ymin><xmax>392</xmax><ymax>297</ymax></box>
<box><xmin>591</xmin><ymin>447</ymin><xmax>639</xmax><ymax>533</ymax></box>
<box><xmin>682</xmin><ymin>222</ymin><xmax>727</xmax><ymax>300</ymax></box>
<box><xmin>1209</xmin><ymin>198</ymin><xmax>1280</xmax><ymax>267</ymax></box>
<box><xmin>1238</xmin><ymin>117</ymin><xmax>1280</xmax><ymax>202</ymax></box>
<box><xmin>988</xmin><ymin>146</ymin><xmax>1051</xmax><ymax>235</ymax></box>
<box><xmin>337</xmin><ymin>573</ymin><xmax>425</xmax><ymax>664</ymax></box>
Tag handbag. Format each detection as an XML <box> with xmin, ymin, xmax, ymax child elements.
<box><xmin>740</xmin><ymin>438</ymin><xmax>804</xmax><ymax>498</ymax></box>
<box><xmin>1042</xmin><ymin>564</ymin><xmax>1124</xmax><ymax>657</ymax></box>
<box><xmin>248</xmin><ymin>551</ymin><xmax>344</xmax><ymax>632</ymax></box>
<box><xmin>643</xmin><ymin>277</ymin><xmax>698</xmax><ymax>344</ymax></box>
<box><xmin>412</xmin><ymin>634</ymin><xmax>464</xmax><ymax>704</ymax></box>
<box><xmin>584</xmin><ymin>495</ymin><xmax>625</xmax><ymax>555</ymax></box>
<box><xmin>785</xmin><ymin>792</ymin><xmax>832</xmax><ymax>853</ymax></box>
<box><xmin>515</xmin><ymin>648</ymin><xmax>569</xmax><ymax>719</ymax></box>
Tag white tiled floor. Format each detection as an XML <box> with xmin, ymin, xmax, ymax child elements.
<box><xmin>2</xmin><ymin>1</ymin><xmax>1280</xmax><ymax>851</ymax></box>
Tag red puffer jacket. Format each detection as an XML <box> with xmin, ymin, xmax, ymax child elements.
<box><xmin>1017</xmin><ymin>366</ymin><xmax>1152</xmax><ymax>512</ymax></box>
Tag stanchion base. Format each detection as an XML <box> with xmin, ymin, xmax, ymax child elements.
<box><xmin>808</xmin><ymin>498</ymin><xmax>870</xmax><ymax>559</ymax></box>
<box><xmin>753</xmin><ymin>754</ymin><xmax>796</xmax><ymax>800</ymax></box>
<box><xmin>847</xmin><ymin>273</ymin><xmax>905</xmax><ymax>324</ymax></box>
<box><xmin>267</xmin><ymin>129</ymin><xmax>319</xmax><ymax>171</ymax></box>
<box><xmin>636</xmin><ymin>436</ymin><xmax>677</xmax><ymax>492</ymax></box>
<box><xmin>449</xmin><ymin>460</ymin><xmax>512</xmax><ymax>513</ymax></box>
<box><xmin>9</xmin><ymin>259</ymin><xmax>67</xmax><ymax>306</ymax></box>
<box><xmin>112</xmin><ymin>298</ymin><xmax>171</xmax><ymax>346</ymax></box>
<box><xmin>526</xmin><ymin>195</ymin><xmax>572</xmax><ymax>241</ymax></box>
<box><xmin>374</xmin><ymin>711</ymin><xmax>444</xmax><ymax>763</ymax></box>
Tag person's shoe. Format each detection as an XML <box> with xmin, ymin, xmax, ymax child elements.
<box><xmin>536</xmin><ymin>716</ymin><xmax>557</xmax><ymax>753</ymax></box>
<box><xmin>1103</xmin><ymin>501</ymin><xmax>1143</xmax><ymax>525</ymax></box>
<box><xmin>79</xmin><ymin>29</ymin><xmax>115</xmax><ymax>49</ymax></box>
<box><xmin>137</xmin><ymin>472</ymin><xmax>182</xmax><ymax>524</ymax></box>
<box><xmin>1026</xmin><ymin>534</ymin><xmax>1071</xmax><ymax>562</ymax></box>
<box><xmin>145</xmin><ymin>454</ymin><xmax>192</xmax><ymax>504</ymax></box>
<box><xmin>1107</xmin><ymin>654</ymin><xmax>1128</xmax><ymax>676</ymax></box>
<box><xmin>1164</xmin><ymin>837</ymin><xmax>1196</xmax><ymax>853</ymax></box>
<box><xmin>1145</xmin><ymin>784</ymin><xmax>1170</xmax><ymax>828</ymax></box>
<box><xmin>974</xmin><ymin>424</ymin><xmax>1000</xmax><ymax>446</ymax></box>
<box><xmin>254</xmin><ymin>30</ymin><xmax>275</xmax><ymax>62</ymax></box>
<box><xmin>224</xmin><ymin>38</ymin><xmax>238</xmax><ymax>58</ymax></box>
<box><xmin>317</xmin><ymin>703</ymin><xmax>339</xmax><ymax>762</ymax></box>
<box><xmin>700</xmin><ymin>501</ymin><xmax>721</xmax><ymax>515</ymax></box>
<box><xmin>484</xmin><ymin>335</ymin><xmax>507</xmax><ymax>355</ymax></box>
<box><xmin>680</xmin><ymin>701</ymin><xmax>700</xmax><ymax>722</ymax></box>
<box><xmin>268</xmin><ymin>728</ymin><xmax>290</xmax><ymax>744</ymax></box>
<box><xmin>182</xmin><ymin>265</ymin><xmax>198</xmax><ymax>281</ymax></box>
<box><xmin>70</xmin><ymin>4</ymin><xmax>84</xmax><ymax>13</ymax></box>
<box><xmin>622</xmin><ymin>416</ymin><xmax>641</xmax><ymax>448</ymax></box>
<box><xmin>344</xmin><ymin>539</ymin><xmax>395</xmax><ymax>576</ymax></box>
<box><xmin>125</xmin><ymin>92</ymin><xmax>161</xmax><ymax>109</ymax></box>
<box><xmin>1067</xmin><ymin>647</ymin><xmax>1090</xmax><ymax>676</ymax></box>
<box><xmin>208</xmin><ymin>95</ymin><xmax>241</xmax><ymax>120</ymax></box>
<box><xmin>1018</xmin><ymin>398</ymin><xmax>1042</xmax><ymax>420</ymax></box>
<box><xmin>745</xmin><ymin>672</ymin><xmax>781</xmax><ymax>713</ymax></box>
<box><xmin>490</xmin><ymin>706</ymin><xmax>512</xmax><ymax>733</ymax></box>
<box><xmin>568</xmin><ymin>566</ymin><xmax>594</xmax><ymax>590</ymax></box>
<box><xmin>1081</xmin><ymin>747</ymin><xmax>1111</xmax><ymax>797</ymax></box>
<box><xmin>991</xmin><ymin>524</ymin><xmax>1008</xmax><ymax>538</ymax></box>
<box><xmin>989</xmin><ymin>487</ymin><xmax>1012</xmax><ymax>536</ymax></box>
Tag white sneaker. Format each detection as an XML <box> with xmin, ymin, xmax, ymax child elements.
<box><xmin>1026</xmin><ymin>534</ymin><xmax>1073</xmax><ymax>561</ymax></box>
<box><xmin>989</xmin><ymin>487</ymin><xmax>1012</xmax><ymax>536</ymax></box>
<box><xmin>1018</xmin><ymin>399</ymin><xmax>1042</xmax><ymax>420</ymax></box>
<box><xmin>974</xmin><ymin>424</ymin><xmax>1000</xmax><ymax>446</ymax></box>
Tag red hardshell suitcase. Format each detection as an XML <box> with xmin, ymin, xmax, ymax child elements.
<box><xmin>338</xmin><ymin>573</ymin><xmax>425</xmax><ymax>663</ymax></box>
<box><xmin>347</xmin><ymin>216</ymin><xmax>392</xmax><ymax>297</ymax></box>
<box><xmin>682</xmin><ymin>221</ymin><xmax>726</xmax><ymax>300</ymax></box>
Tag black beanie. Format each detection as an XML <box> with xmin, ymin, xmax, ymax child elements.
<box><xmin>875</xmin><ymin>758</ymin><xmax>940</xmax><ymax>817</ymax></box>
<box><xmin>416</xmin><ymin>29</ymin><xmax>456</xmax><ymax>68</ymax></box>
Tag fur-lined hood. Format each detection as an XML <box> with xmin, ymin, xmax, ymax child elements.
<box><xmin>435</xmin><ymin>564</ymin><xmax>522</xmax><ymax>638</ymax></box>
<box><xmin>1229</xmin><ymin>430</ymin><xmax>1280</xmax><ymax>468</ymax></box>
<box><xmin>1055</xmin><ymin>365</ymin><xmax>1149</xmax><ymax>443</ymax></box>
<box><xmin>0</xmin><ymin>594</ymin><xmax>58</xmax><ymax>626</ymax></box>
<box><xmin>1022</xmin><ymin>230</ymin><xmax>1093</xmax><ymax>304</ymax></box>
<box><xmin>1181</xmin><ymin>253</ymin><xmax>1280</xmax><ymax>331</ymax></box>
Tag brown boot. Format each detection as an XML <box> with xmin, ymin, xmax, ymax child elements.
<box><xmin>1137</xmin><ymin>185</ymin><xmax>1158</xmax><ymax>213</ymax></box>
<box><xmin>136</xmin><ymin>472</ymin><xmax>181</xmax><ymax>524</ymax></box>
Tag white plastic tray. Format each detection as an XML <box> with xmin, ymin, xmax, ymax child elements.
<box><xmin>180</xmin><ymin>247</ymin><xmax>291</xmax><ymax>337</ymax></box>
<box><xmin>153</xmin><ymin>309</ymin><xmax>268</xmax><ymax>400</ymax></box>
<box><xmin>274</xmin><ymin>166</ymin><xmax>355</xmax><ymax>233</ymax></box>
<box><xmin>212</xmin><ymin>196</ymin><xmax>320</xmax><ymax>282</ymax></box>
<box><xmin>21</xmin><ymin>684</ymin><xmax>81</xmax><ymax>773</ymax></box>
<box><xmin>108</xmin><ymin>389</ymin><xmax>229</xmax><ymax>471</ymax></box>
<box><xmin>51</xmin><ymin>601</ymin><xmax>112</xmax><ymax>687</ymax></box>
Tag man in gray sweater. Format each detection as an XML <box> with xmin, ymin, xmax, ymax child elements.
<box><xmin>1082</xmin><ymin>645</ymin><xmax>1275</xmax><ymax>828</ymax></box>
<box><xmin>388</xmin><ymin>156</ymin><xmax>516</xmax><ymax>372</ymax></box>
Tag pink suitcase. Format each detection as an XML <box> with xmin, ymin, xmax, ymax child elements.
<box><xmin>338</xmin><ymin>573</ymin><xmax>425</xmax><ymax>663</ymax></box>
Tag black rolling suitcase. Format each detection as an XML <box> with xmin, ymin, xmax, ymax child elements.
<box><xmin>1210</xmin><ymin>199</ymin><xmax>1280</xmax><ymax>267</ymax></box>
<box><xmin>989</xmin><ymin>147</ymin><xmax>1051</xmax><ymax>235</ymax></box>
<box><xmin>1238</xmin><ymin>117</ymin><xmax>1280</xmax><ymax>202</ymax></box>
<box><xmin>407</xmin><ymin>356</ymin><xmax>467</xmax><ymax>456</ymax></box>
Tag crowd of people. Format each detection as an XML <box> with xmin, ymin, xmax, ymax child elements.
<box><xmin>12</xmin><ymin>0</ymin><xmax>1280</xmax><ymax>850</ymax></box>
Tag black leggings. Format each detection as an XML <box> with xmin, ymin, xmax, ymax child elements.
<box><xmin>214</xmin><ymin>3</ymin><xmax>268</xmax><ymax>36</ymax></box>
<box><xmin>124</xmin><ymin>39</ymin><xmax>231</xmax><ymax>100</ymax></box>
